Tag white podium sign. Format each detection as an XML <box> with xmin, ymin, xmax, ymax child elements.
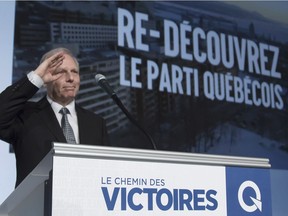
<box><xmin>52</xmin><ymin>157</ymin><xmax>226</xmax><ymax>215</ymax></box>
<box><xmin>0</xmin><ymin>143</ymin><xmax>272</xmax><ymax>216</ymax></box>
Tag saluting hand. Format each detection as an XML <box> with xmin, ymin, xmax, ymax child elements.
<box><xmin>34</xmin><ymin>52</ymin><xmax>65</xmax><ymax>84</ymax></box>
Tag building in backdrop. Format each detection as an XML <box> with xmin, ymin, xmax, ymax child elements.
<box><xmin>11</xmin><ymin>0</ymin><xmax>288</xmax><ymax>168</ymax></box>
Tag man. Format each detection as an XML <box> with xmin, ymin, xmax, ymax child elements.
<box><xmin>0</xmin><ymin>47</ymin><xmax>109</xmax><ymax>187</ymax></box>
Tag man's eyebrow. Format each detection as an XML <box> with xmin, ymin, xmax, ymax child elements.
<box><xmin>71</xmin><ymin>68</ymin><xmax>79</xmax><ymax>73</ymax></box>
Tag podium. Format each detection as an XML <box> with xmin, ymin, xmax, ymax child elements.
<box><xmin>0</xmin><ymin>143</ymin><xmax>272</xmax><ymax>216</ymax></box>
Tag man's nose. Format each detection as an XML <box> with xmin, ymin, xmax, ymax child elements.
<box><xmin>66</xmin><ymin>71</ymin><xmax>74</xmax><ymax>81</ymax></box>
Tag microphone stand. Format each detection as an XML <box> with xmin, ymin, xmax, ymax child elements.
<box><xmin>111</xmin><ymin>94</ymin><xmax>158</xmax><ymax>150</ymax></box>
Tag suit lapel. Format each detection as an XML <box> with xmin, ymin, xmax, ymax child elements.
<box><xmin>76</xmin><ymin>105</ymin><xmax>96</xmax><ymax>145</ymax></box>
<box><xmin>76</xmin><ymin>105</ymin><xmax>87</xmax><ymax>144</ymax></box>
<box><xmin>36</xmin><ymin>97</ymin><xmax>67</xmax><ymax>143</ymax></box>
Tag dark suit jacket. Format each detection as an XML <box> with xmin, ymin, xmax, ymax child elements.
<box><xmin>0</xmin><ymin>76</ymin><xmax>109</xmax><ymax>187</ymax></box>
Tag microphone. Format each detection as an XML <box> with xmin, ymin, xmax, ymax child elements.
<box><xmin>95</xmin><ymin>74</ymin><xmax>116</xmax><ymax>97</ymax></box>
<box><xmin>95</xmin><ymin>74</ymin><xmax>158</xmax><ymax>150</ymax></box>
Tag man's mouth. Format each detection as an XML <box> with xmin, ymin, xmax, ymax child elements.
<box><xmin>63</xmin><ymin>86</ymin><xmax>75</xmax><ymax>90</ymax></box>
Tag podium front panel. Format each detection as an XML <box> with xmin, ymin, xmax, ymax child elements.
<box><xmin>50</xmin><ymin>145</ymin><xmax>272</xmax><ymax>216</ymax></box>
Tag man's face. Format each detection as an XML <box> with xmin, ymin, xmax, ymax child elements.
<box><xmin>47</xmin><ymin>54</ymin><xmax>80</xmax><ymax>106</ymax></box>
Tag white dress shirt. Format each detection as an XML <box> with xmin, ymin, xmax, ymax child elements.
<box><xmin>47</xmin><ymin>97</ymin><xmax>79</xmax><ymax>144</ymax></box>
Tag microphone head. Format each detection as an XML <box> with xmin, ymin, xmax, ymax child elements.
<box><xmin>95</xmin><ymin>74</ymin><xmax>106</xmax><ymax>83</ymax></box>
<box><xmin>95</xmin><ymin>73</ymin><xmax>116</xmax><ymax>97</ymax></box>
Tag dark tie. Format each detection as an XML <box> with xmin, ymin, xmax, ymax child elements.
<box><xmin>59</xmin><ymin>107</ymin><xmax>76</xmax><ymax>144</ymax></box>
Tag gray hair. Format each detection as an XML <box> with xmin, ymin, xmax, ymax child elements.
<box><xmin>40</xmin><ymin>47</ymin><xmax>79</xmax><ymax>70</ymax></box>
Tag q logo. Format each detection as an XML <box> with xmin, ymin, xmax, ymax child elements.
<box><xmin>238</xmin><ymin>180</ymin><xmax>262</xmax><ymax>212</ymax></box>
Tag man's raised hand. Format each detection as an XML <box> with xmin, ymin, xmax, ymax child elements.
<box><xmin>34</xmin><ymin>52</ymin><xmax>65</xmax><ymax>84</ymax></box>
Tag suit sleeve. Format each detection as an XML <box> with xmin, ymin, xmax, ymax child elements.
<box><xmin>0</xmin><ymin>76</ymin><xmax>39</xmax><ymax>143</ymax></box>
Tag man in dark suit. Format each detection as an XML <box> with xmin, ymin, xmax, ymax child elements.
<box><xmin>0</xmin><ymin>47</ymin><xmax>109</xmax><ymax>187</ymax></box>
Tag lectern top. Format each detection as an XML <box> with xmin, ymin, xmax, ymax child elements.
<box><xmin>52</xmin><ymin>142</ymin><xmax>271</xmax><ymax>168</ymax></box>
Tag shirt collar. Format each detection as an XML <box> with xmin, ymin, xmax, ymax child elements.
<box><xmin>47</xmin><ymin>95</ymin><xmax>76</xmax><ymax>117</ymax></box>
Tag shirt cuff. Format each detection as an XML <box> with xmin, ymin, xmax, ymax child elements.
<box><xmin>27</xmin><ymin>71</ymin><xmax>44</xmax><ymax>88</ymax></box>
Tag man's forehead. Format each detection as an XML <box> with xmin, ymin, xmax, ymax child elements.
<box><xmin>60</xmin><ymin>55</ymin><xmax>79</xmax><ymax>70</ymax></box>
